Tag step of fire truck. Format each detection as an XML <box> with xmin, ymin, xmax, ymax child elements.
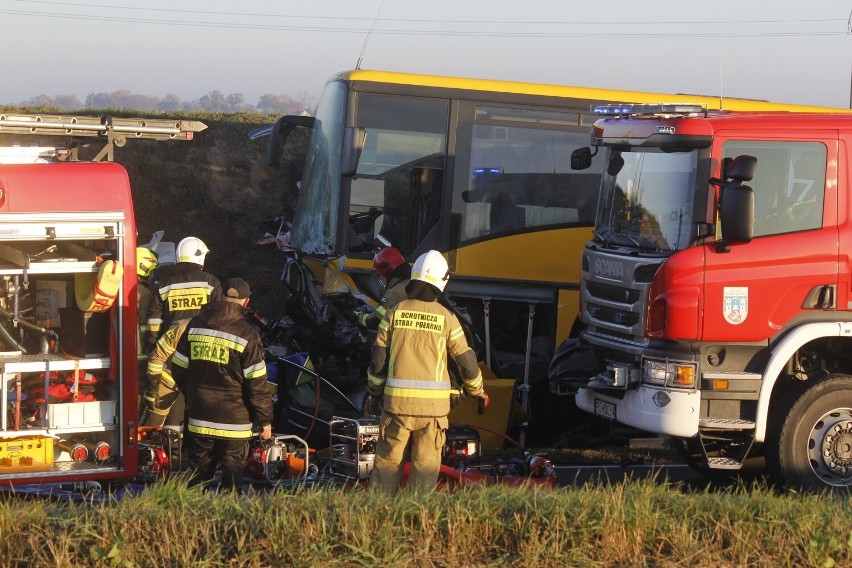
<box><xmin>0</xmin><ymin>113</ymin><xmax>207</xmax><ymax>161</ymax></box>
<box><xmin>697</xmin><ymin>417</ymin><xmax>756</xmax><ymax>470</ymax></box>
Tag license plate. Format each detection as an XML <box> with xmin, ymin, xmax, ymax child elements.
<box><xmin>594</xmin><ymin>398</ymin><xmax>616</xmax><ymax>421</ymax></box>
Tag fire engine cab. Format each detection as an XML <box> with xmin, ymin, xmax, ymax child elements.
<box><xmin>550</xmin><ymin>103</ymin><xmax>852</xmax><ymax>491</ymax></box>
<box><xmin>0</xmin><ymin>113</ymin><xmax>204</xmax><ymax>486</ymax></box>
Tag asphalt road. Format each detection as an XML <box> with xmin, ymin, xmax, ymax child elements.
<box><xmin>555</xmin><ymin>463</ymin><xmax>712</xmax><ymax>490</ymax></box>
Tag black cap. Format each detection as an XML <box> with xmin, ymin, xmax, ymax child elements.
<box><xmin>224</xmin><ymin>278</ymin><xmax>251</xmax><ymax>300</ymax></box>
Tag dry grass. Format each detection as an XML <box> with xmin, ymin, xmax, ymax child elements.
<box><xmin>0</xmin><ymin>477</ymin><xmax>848</xmax><ymax>567</ymax></box>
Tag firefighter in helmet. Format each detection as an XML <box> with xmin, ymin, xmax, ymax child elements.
<box><xmin>136</xmin><ymin>246</ymin><xmax>159</xmax><ymax>412</ymax></box>
<box><xmin>358</xmin><ymin>247</ymin><xmax>411</xmax><ymax>331</ymax></box>
<box><xmin>136</xmin><ymin>246</ymin><xmax>159</xmax><ymax>354</ymax></box>
<box><xmin>145</xmin><ymin>236</ymin><xmax>221</xmax><ymax>430</ymax></box>
<box><xmin>146</xmin><ymin>236</ymin><xmax>221</xmax><ymax>345</ymax></box>
<box><xmin>365</xmin><ymin>250</ymin><xmax>489</xmax><ymax>493</ymax></box>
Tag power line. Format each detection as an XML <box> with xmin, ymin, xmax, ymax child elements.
<box><xmin>0</xmin><ymin>7</ymin><xmax>847</xmax><ymax>38</ymax></box>
<box><xmin>0</xmin><ymin>0</ymin><xmax>846</xmax><ymax>33</ymax></box>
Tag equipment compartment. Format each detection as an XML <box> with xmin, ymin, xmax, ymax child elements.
<box><xmin>47</xmin><ymin>400</ymin><xmax>117</xmax><ymax>429</ymax></box>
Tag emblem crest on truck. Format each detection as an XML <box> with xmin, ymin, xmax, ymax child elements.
<box><xmin>723</xmin><ymin>286</ymin><xmax>748</xmax><ymax>325</ymax></box>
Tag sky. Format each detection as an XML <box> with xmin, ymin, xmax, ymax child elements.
<box><xmin>1</xmin><ymin>0</ymin><xmax>851</xmax><ymax>109</ymax></box>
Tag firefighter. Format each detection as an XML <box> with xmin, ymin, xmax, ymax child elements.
<box><xmin>357</xmin><ymin>246</ymin><xmax>411</xmax><ymax>331</ymax></box>
<box><xmin>139</xmin><ymin>317</ymin><xmax>190</xmax><ymax>428</ymax></box>
<box><xmin>171</xmin><ymin>278</ymin><xmax>273</xmax><ymax>491</ymax></box>
<box><xmin>136</xmin><ymin>246</ymin><xmax>159</xmax><ymax>351</ymax></box>
<box><xmin>146</xmin><ymin>236</ymin><xmax>221</xmax><ymax>347</ymax></box>
<box><xmin>366</xmin><ymin>250</ymin><xmax>489</xmax><ymax>493</ymax></box>
<box><xmin>136</xmin><ymin>246</ymin><xmax>158</xmax><ymax>409</ymax></box>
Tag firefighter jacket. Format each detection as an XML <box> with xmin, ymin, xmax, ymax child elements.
<box><xmin>359</xmin><ymin>276</ymin><xmax>409</xmax><ymax>330</ymax></box>
<box><xmin>147</xmin><ymin>262</ymin><xmax>221</xmax><ymax>345</ymax></box>
<box><xmin>368</xmin><ymin>298</ymin><xmax>484</xmax><ymax>417</ymax></box>
<box><xmin>145</xmin><ymin>317</ymin><xmax>191</xmax><ymax>397</ymax></box>
<box><xmin>171</xmin><ymin>300</ymin><xmax>272</xmax><ymax>439</ymax></box>
<box><xmin>136</xmin><ymin>279</ymin><xmax>156</xmax><ymax>357</ymax></box>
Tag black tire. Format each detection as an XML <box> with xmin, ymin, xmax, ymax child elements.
<box><xmin>767</xmin><ymin>373</ymin><xmax>852</xmax><ymax>492</ymax></box>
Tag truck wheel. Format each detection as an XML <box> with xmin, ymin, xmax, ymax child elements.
<box><xmin>768</xmin><ymin>373</ymin><xmax>852</xmax><ymax>491</ymax></box>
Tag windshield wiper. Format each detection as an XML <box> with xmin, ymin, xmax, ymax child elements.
<box><xmin>594</xmin><ymin>229</ymin><xmax>667</xmax><ymax>252</ymax></box>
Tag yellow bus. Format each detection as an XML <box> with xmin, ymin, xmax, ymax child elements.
<box><xmin>259</xmin><ymin>70</ymin><xmax>844</xmax><ymax>439</ymax></box>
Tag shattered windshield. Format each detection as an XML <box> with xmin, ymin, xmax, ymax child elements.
<box><xmin>595</xmin><ymin>148</ymin><xmax>698</xmax><ymax>252</ymax></box>
<box><xmin>290</xmin><ymin>81</ymin><xmax>346</xmax><ymax>255</ymax></box>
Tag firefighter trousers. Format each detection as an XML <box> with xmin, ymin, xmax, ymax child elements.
<box><xmin>371</xmin><ymin>413</ymin><xmax>448</xmax><ymax>493</ymax></box>
<box><xmin>185</xmin><ymin>432</ymin><xmax>249</xmax><ymax>490</ymax></box>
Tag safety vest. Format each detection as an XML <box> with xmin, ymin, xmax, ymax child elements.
<box><xmin>369</xmin><ymin>298</ymin><xmax>476</xmax><ymax>417</ymax></box>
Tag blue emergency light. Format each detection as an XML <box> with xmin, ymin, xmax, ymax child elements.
<box><xmin>591</xmin><ymin>103</ymin><xmax>705</xmax><ymax>116</ymax></box>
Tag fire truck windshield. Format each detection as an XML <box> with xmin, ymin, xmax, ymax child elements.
<box><xmin>594</xmin><ymin>148</ymin><xmax>698</xmax><ymax>253</ymax></box>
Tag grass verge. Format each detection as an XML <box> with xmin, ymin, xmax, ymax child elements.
<box><xmin>0</xmin><ymin>476</ymin><xmax>848</xmax><ymax>567</ymax></box>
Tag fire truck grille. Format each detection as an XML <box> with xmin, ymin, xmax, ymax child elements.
<box><xmin>585</xmin><ymin>281</ymin><xmax>641</xmax><ymax>304</ymax></box>
<box><xmin>586</xmin><ymin>304</ymin><xmax>640</xmax><ymax>327</ymax></box>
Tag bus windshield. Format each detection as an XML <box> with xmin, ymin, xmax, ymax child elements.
<box><xmin>290</xmin><ymin>81</ymin><xmax>346</xmax><ymax>255</ymax></box>
<box><xmin>594</xmin><ymin>148</ymin><xmax>699</xmax><ymax>253</ymax></box>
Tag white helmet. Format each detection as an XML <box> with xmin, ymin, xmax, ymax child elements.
<box><xmin>176</xmin><ymin>236</ymin><xmax>209</xmax><ymax>266</ymax></box>
<box><xmin>411</xmin><ymin>250</ymin><xmax>449</xmax><ymax>292</ymax></box>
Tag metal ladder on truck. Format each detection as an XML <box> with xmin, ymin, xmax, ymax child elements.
<box><xmin>0</xmin><ymin>113</ymin><xmax>207</xmax><ymax>162</ymax></box>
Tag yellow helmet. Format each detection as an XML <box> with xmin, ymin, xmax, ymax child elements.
<box><xmin>136</xmin><ymin>247</ymin><xmax>158</xmax><ymax>278</ymax></box>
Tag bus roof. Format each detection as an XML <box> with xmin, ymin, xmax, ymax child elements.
<box><xmin>332</xmin><ymin>69</ymin><xmax>852</xmax><ymax>114</ymax></box>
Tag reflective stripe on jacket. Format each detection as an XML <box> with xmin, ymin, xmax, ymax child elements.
<box><xmin>171</xmin><ymin>300</ymin><xmax>272</xmax><ymax>439</ymax></box>
<box><xmin>147</xmin><ymin>263</ymin><xmax>222</xmax><ymax>343</ymax></box>
<box><xmin>146</xmin><ymin>318</ymin><xmax>191</xmax><ymax>392</ymax></box>
<box><xmin>368</xmin><ymin>298</ymin><xmax>482</xmax><ymax>417</ymax></box>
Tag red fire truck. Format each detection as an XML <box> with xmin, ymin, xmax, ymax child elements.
<box><xmin>550</xmin><ymin>103</ymin><xmax>852</xmax><ymax>491</ymax></box>
<box><xmin>0</xmin><ymin>114</ymin><xmax>204</xmax><ymax>487</ymax></box>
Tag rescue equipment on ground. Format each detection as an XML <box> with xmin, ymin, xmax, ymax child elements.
<box><xmin>443</xmin><ymin>425</ymin><xmax>482</xmax><ymax>468</ymax></box>
<box><xmin>243</xmin><ymin>434</ymin><xmax>314</xmax><ymax>485</ymax></box>
<box><xmin>328</xmin><ymin>417</ymin><xmax>378</xmax><ymax>480</ymax></box>
<box><xmin>135</xmin><ymin>427</ymin><xmax>181</xmax><ymax>482</ymax></box>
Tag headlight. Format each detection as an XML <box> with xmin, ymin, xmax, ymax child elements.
<box><xmin>642</xmin><ymin>359</ymin><xmax>696</xmax><ymax>389</ymax></box>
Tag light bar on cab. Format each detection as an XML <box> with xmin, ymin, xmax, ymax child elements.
<box><xmin>591</xmin><ymin>103</ymin><xmax>706</xmax><ymax>116</ymax></box>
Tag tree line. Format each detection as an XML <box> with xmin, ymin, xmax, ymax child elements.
<box><xmin>17</xmin><ymin>90</ymin><xmax>318</xmax><ymax>114</ymax></box>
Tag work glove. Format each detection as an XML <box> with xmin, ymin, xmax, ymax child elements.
<box><xmin>363</xmin><ymin>395</ymin><xmax>383</xmax><ymax>417</ymax></box>
<box><xmin>355</xmin><ymin>306</ymin><xmax>374</xmax><ymax>328</ymax></box>
<box><xmin>476</xmin><ymin>391</ymin><xmax>490</xmax><ymax>415</ymax></box>
<box><xmin>259</xmin><ymin>423</ymin><xmax>272</xmax><ymax>440</ymax></box>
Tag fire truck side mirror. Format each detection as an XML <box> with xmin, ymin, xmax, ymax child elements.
<box><xmin>718</xmin><ymin>183</ymin><xmax>754</xmax><ymax>247</ymax></box>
